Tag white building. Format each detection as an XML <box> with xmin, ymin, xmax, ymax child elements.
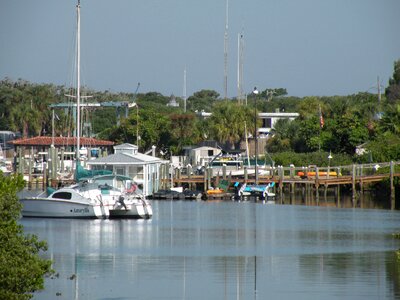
<box><xmin>86</xmin><ymin>143</ymin><xmax>166</xmax><ymax>196</ymax></box>
<box><xmin>197</xmin><ymin>110</ymin><xmax>299</xmax><ymax>136</ymax></box>
<box><xmin>187</xmin><ymin>146</ymin><xmax>221</xmax><ymax>167</ymax></box>
<box><xmin>258</xmin><ymin>111</ymin><xmax>299</xmax><ymax>136</ymax></box>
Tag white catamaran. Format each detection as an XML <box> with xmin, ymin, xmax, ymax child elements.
<box><xmin>20</xmin><ymin>1</ymin><xmax>152</xmax><ymax>219</ymax></box>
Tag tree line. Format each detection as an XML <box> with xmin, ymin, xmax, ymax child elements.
<box><xmin>1</xmin><ymin>60</ymin><xmax>399</xmax><ymax>166</ymax></box>
<box><xmin>0</xmin><ymin>173</ymin><xmax>52</xmax><ymax>299</ymax></box>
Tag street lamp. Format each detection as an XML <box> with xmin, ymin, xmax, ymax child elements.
<box><xmin>328</xmin><ymin>150</ymin><xmax>332</xmax><ymax>178</ymax></box>
<box><xmin>129</xmin><ymin>102</ymin><xmax>140</xmax><ymax>149</ymax></box>
<box><xmin>253</xmin><ymin>87</ymin><xmax>259</xmax><ymax>184</ymax></box>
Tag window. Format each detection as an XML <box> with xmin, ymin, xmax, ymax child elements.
<box><xmin>208</xmin><ymin>149</ymin><xmax>214</xmax><ymax>156</ymax></box>
<box><xmin>129</xmin><ymin>166</ymin><xmax>144</xmax><ymax>180</ymax></box>
<box><xmin>52</xmin><ymin>192</ymin><xmax>72</xmax><ymax>200</ymax></box>
<box><xmin>263</xmin><ymin>118</ymin><xmax>272</xmax><ymax>128</ymax></box>
<box><xmin>116</xmin><ymin>167</ymin><xmax>125</xmax><ymax>176</ymax></box>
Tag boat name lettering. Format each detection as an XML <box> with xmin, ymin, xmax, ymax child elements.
<box><xmin>73</xmin><ymin>208</ymin><xmax>89</xmax><ymax>213</ymax></box>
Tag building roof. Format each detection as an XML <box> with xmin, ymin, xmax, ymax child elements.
<box><xmin>114</xmin><ymin>143</ymin><xmax>137</xmax><ymax>149</ymax></box>
<box><xmin>87</xmin><ymin>152</ymin><xmax>163</xmax><ymax>165</ymax></box>
<box><xmin>258</xmin><ymin>112</ymin><xmax>299</xmax><ymax>118</ymax></box>
<box><xmin>9</xmin><ymin>136</ymin><xmax>114</xmax><ymax>147</ymax></box>
<box><xmin>191</xmin><ymin>146</ymin><xmax>220</xmax><ymax>151</ymax></box>
<box><xmin>198</xmin><ymin>140</ymin><xmax>221</xmax><ymax>148</ymax></box>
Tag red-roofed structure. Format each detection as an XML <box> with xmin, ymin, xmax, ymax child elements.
<box><xmin>10</xmin><ymin>136</ymin><xmax>114</xmax><ymax>147</ymax></box>
<box><xmin>9</xmin><ymin>137</ymin><xmax>114</xmax><ymax>173</ymax></box>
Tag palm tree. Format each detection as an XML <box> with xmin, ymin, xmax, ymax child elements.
<box><xmin>209</xmin><ymin>102</ymin><xmax>253</xmax><ymax>149</ymax></box>
<box><xmin>378</xmin><ymin>104</ymin><xmax>400</xmax><ymax>135</ymax></box>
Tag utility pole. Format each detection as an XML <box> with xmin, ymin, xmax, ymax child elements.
<box><xmin>253</xmin><ymin>87</ymin><xmax>259</xmax><ymax>184</ymax></box>
<box><xmin>377</xmin><ymin>76</ymin><xmax>381</xmax><ymax>104</ymax></box>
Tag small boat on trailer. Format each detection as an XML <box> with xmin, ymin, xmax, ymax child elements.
<box><xmin>234</xmin><ymin>182</ymin><xmax>276</xmax><ymax>202</ymax></box>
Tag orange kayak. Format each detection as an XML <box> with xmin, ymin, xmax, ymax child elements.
<box><xmin>206</xmin><ymin>188</ymin><xmax>225</xmax><ymax>195</ymax></box>
<box><xmin>297</xmin><ymin>171</ymin><xmax>337</xmax><ymax>177</ymax></box>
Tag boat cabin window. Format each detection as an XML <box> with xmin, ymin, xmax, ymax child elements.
<box><xmin>52</xmin><ymin>192</ymin><xmax>72</xmax><ymax>200</ymax></box>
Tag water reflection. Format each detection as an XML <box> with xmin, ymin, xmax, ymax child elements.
<box><xmin>21</xmin><ymin>201</ymin><xmax>400</xmax><ymax>300</ymax></box>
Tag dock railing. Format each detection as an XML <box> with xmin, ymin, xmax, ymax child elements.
<box><xmin>163</xmin><ymin>160</ymin><xmax>400</xmax><ymax>208</ymax></box>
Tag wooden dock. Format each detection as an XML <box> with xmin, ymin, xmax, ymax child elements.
<box><xmin>21</xmin><ymin>159</ymin><xmax>400</xmax><ymax>209</ymax></box>
<box><xmin>161</xmin><ymin>161</ymin><xmax>400</xmax><ymax>209</ymax></box>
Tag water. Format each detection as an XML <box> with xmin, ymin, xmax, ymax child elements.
<box><xmin>21</xmin><ymin>201</ymin><xmax>400</xmax><ymax>300</ymax></box>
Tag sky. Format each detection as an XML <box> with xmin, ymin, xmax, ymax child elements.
<box><xmin>0</xmin><ymin>0</ymin><xmax>399</xmax><ymax>98</ymax></box>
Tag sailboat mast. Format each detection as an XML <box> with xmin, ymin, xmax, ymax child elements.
<box><xmin>237</xmin><ymin>32</ymin><xmax>244</xmax><ymax>104</ymax></box>
<box><xmin>223</xmin><ymin>0</ymin><xmax>229</xmax><ymax>100</ymax></box>
<box><xmin>237</xmin><ymin>33</ymin><xmax>240</xmax><ymax>103</ymax></box>
<box><xmin>76</xmin><ymin>0</ymin><xmax>81</xmax><ymax>160</ymax></box>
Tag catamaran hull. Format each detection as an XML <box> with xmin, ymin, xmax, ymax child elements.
<box><xmin>108</xmin><ymin>200</ymin><xmax>153</xmax><ymax>219</ymax></box>
<box><xmin>20</xmin><ymin>198</ymin><xmax>108</xmax><ymax>219</ymax></box>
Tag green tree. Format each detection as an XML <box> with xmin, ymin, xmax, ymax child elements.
<box><xmin>0</xmin><ymin>173</ymin><xmax>52</xmax><ymax>299</ymax></box>
<box><xmin>187</xmin><ymin>89</ymin><xmax>219</xmax><ymax>112</ymax></box>
<box><xmin>378</xmin><ymin>104</ymin><xmax>400</xmax><ymax>135</ymax></box>
<box><xmin>208</xmin><ymin>101</ymin><xmax>253</xmax><ymax>149</ymax></box>
<box><xmin>364</xmin><ymin>132</ymin><xmax>400</xmax><ymax>162</ymax></box>
<box><xmin>296</xmin><ymin>116</ymin><xmax>323</xmax><ymax>152</ymax></box>
<box><xmin>169</xmin><ymin>113</ymin><xmax>201</xmax><ymax>153</ymax></box>
<box><xmin>0</xmin><ymin>79</ymin><xmax>57</xmax><ymax>137</ymax></box>
<box><xmin>261</xmin><ymin>88</ymin><xmax>287</xmax><ymax>100</ymax></box>
<box><xmin>138</xmin><ymin>92</ymin><xmax>170</xmax><ymax>110</ymax></box>
<box><xmin>102</xmin><ymin>107</ymin><xmax>173</xmax><ymax>153</ymax></box>
<box><xmin>266</xmin><ymin>118</ymin><xmax>299</xmax><ymax>153</ymax></box>
<box><xmin>329</xmin><ymin>114</ymin><xmax>369</xmax><ymax>154</ymax></box>
<box><xmin>265</xmin><ymin>96</ymin><xmax>301</xmax><ymax>113</ymax></box>
<box><xmin>385</xmin><ymin>59</ymin><xmax>400</xmax><ymax>104</ymax></box>
<box><xmin>297</xmin><ymin>96</ymin><xmax>323</xmax><ymax>120</ymax></box>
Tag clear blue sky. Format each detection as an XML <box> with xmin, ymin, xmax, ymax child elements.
<box><xmin>1</xmin><ymin>0</ymin><xmax>399</xmax><ymax>98</ymax></box>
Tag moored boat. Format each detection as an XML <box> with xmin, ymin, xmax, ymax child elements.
<box><xmin>20</xmin><ymin>186</ymin><xmax>109</xmax><ymax>219</ymax></box>
<box><xmin>18</xmin><ymin>1</ymin><xmax>154</xmax><ymax>220</ymax></box>
<box><xmin>235</xmin><ymin>182</ymin><xmax>276</xmax><ymax>202</ymax></box>
<box><xmin>86</xmin><ymin>174</ymin><xmax>152</xmax><ymax>218</ymax></box>
<box><xmin>20</xmin><ymin>178</ymin><xmax>153</xmax><ymax>219</ymax></box>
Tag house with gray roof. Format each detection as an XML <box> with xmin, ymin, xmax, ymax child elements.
<box><xmin>86</xmin><ymin>143</ymin><xmax>166</xmax><ymax>196</ymax></box>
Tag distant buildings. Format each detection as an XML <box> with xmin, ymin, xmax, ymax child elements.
<box><xmin>196</xmin><ymin>110</ymin><xmax>299</xmax><ymax>136</ymax></box>
<box><xmin>167</xmin><ymin>94</ymin><xmax>179</xmax><ymax>107</ymax></box>
<box><xmin>258</xmin><ymin>111</ymin><xmax>299</xmax><ymax>136</ymax></box>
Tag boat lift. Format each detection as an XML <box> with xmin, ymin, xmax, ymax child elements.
<box><xmin>50</xmin><ymin>83</ymin><xmax>141</xmax><ymax>132</ymax></box>
<box><xmin>50</xmin><ymin>101</ymin><xmax>134</xmax><ymax>125</ymax></box>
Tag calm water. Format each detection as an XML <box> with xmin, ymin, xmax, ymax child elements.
<box><xmin>21</xmin><ymin>200</ymin><xmax>400</xmax><ymax>300</ymax></box>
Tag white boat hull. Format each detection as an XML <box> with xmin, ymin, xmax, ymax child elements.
<box><xmin>20</xmin><ymin>198</ymin><xmax>108</xmax><ymax>219</ymax></box>
<box><xmin>108</xmin><ymin>199</ymin><xmax>153</xmax><ymax>219</ymax></box>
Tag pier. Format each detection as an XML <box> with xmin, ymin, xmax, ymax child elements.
<box><xmin>160</xmin><ymin>161</ymin><xmax>400</xmax><ymax>209</ymax></box>
<box><xmin>18</xmin><ymin>156</ymin><xmax>400</xmax><ymax>209</ymax></box>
